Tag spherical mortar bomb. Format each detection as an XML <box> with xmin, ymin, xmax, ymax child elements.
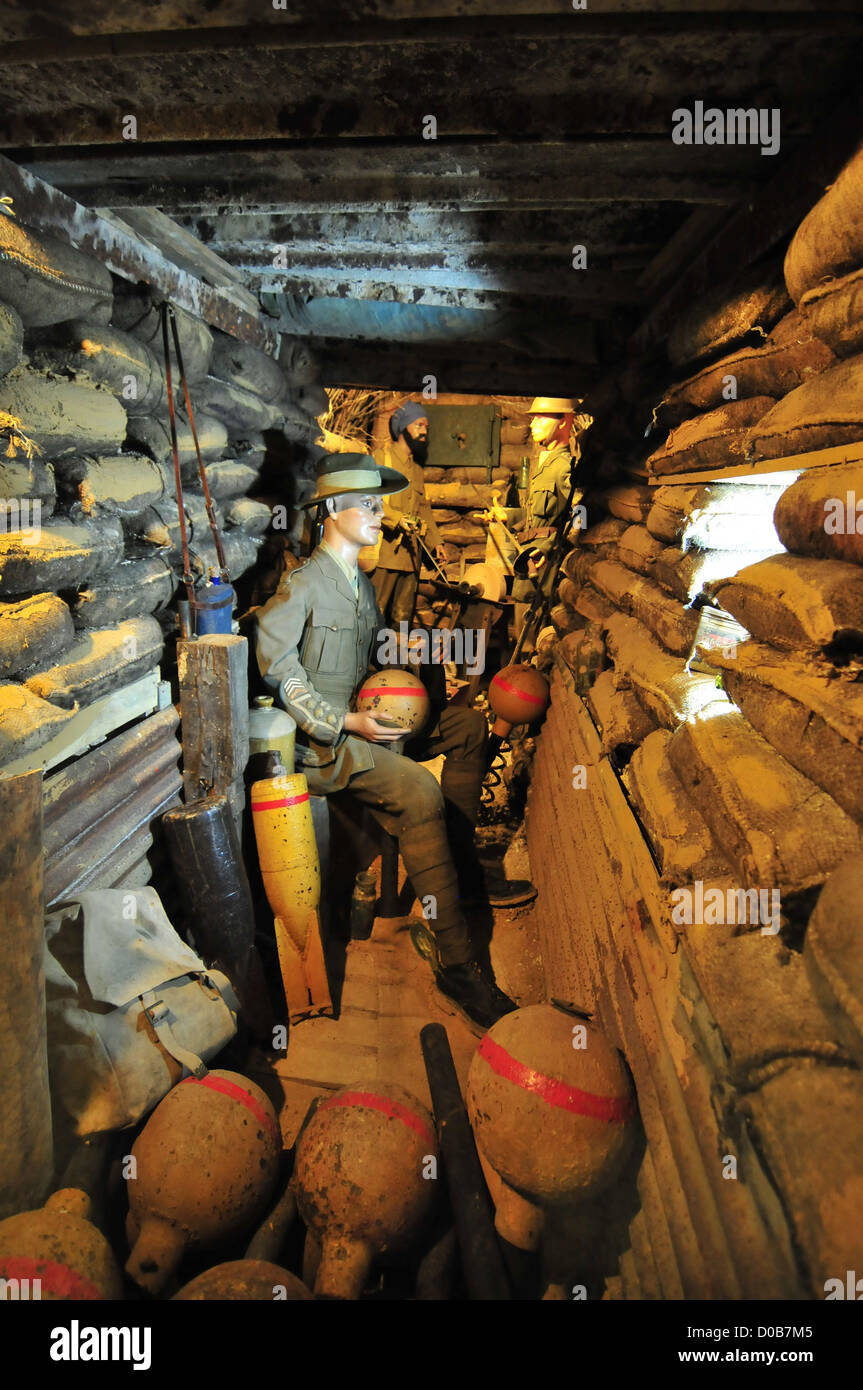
<box><xmin>489</xmin><ymin>664</ymin><xmax>549</xmax><ymax>737</ymax></box>
<box><xmin>0</xmin><ymin>1188</ymin><xmax>124</xmax><ymax>1300</ymax></box>
<box><xmin>294</xmin><ymin>1082</ymin><xmax>439</xmax><ymax>1299</ymax></box>
<box><xmin>125</xmin><ymin>1069</ymin><xmax>281</xmax><ymax>1295</ymax></box>
<box><xmin>466</xmin><ymin>1004</ymin><xmax>636</xmax><ymax>1248</ymax></box>
<box><xmin>356</xmin><ymin>668</ymin><xmax>430</xmax><ymax>735</ymax></box>
<box><xmin>173</xmin><ymin>1259</ymin><xmax>313</xmax><ymax>1300</ymax></box>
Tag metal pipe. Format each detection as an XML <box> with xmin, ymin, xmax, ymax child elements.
<box><xmin>419</xmin><ymin>1022</ymin><xmax>510</xmax><ymax>1301</ymax></box>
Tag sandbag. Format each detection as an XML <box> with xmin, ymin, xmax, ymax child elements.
<box><xmin>747</xmin><ymin>353</ymin><xmax>863</xmax><ymax>461</ymax></box>
<box><xmin>0</xmin><ymin>299</ymin><xmax>23</xmax><ymax>376</ymax></box>
<box><xmin>233</xmin><ymin>433</ymin><xmax>267</xmax><ymax>471</ymax></box>
<box><xmin>708</xmin><ymin>552</ymin><xmax>863</xmax><ymax>652</ymax></box>
<box><xmin>646</xmin><ymin>397</ymin><xmax>773</xmax><ymax>477</ymax></box>
<box><xmin>0</xmin><ymin>593</ymin><xmax>74</xmax><ymax>680</ymax></box>
<box><xmin>73</xmin><ymin>556</ymin><xmax>175</xmax><ymax>629</ymax></box>
<box><xmin>773</xmin><ymin>461</ymin><xmax>863</xmax><ymax>565</ymax></box>
<box><xmin>616</xmin><ymin>524</ymin><xmax>664</xmax><ymax>577</ymax></box>
<box><xmin>196</xmin><ymin>376</ymin><xmax>284</xmax><ymax>433</ymax></box>
<box><xmin>656</xmin><ymin>310</ymin><xmax>835</xmax><ymax>427</ymax></box>
<box><xmin>55</xmin><ymin>452</ymin><xmax>168</xmax><ymax>520</ymax></box>
<box><xmin>0</xmin><ymin>518</ymin><xmax>123</xmax><ymax>595</ymax></box>
<box><xmin>668</xmin><ymin>708</ymin><xmax>863</xmax><ymax>892</ymax></box>
<box><xmin>190</xmin><ymin>528</ymin><xmax>260</xmax><ymax>581</ymax></box>
<box><xmin>798</xmin><ymin>267</ymin><xmax>863</xmax><ymax>359</ymax></box>
<box><xmin>24</xmin><ymin>616</ymin><xmax>164</xmax><ymax>710</ymax></box>
<box><xmin>591</xmin><ymin>559</ymin><xmax>699</xmax><ymax>657</ymax></box>
<box><xmin>587</xmin><ymin>669</ymin><xmax>656</xmax><ymax>756</ymax></box>
<box><xmin>225</xmin><ymin>498</ymin><xmax>271</xmax><ymax>535</ymax></box>
<box><xmin>0</xmin><ymin>682</ymin><xmax>78</xmax><ymax>767</ymax></box>
<box><xmin>622</xmin><ymin>729</ymin><xmax>730</xmax><ymax>886</ymax></box>
<box><xmin>202</xmin><ymin>459</ymin><xmax>261</xmax><ymax>500</ymax></box>
<box><xmin>277</xmin><ymin>336</ymin><xmax>321</xmax><ymax>387</ymax></box>
<box><xmin>294</xmin><ymin>381</ymin><xmax>328</xmax><ymax>418</ymax></box>
<box><xmin>438</xmin><ymin>520</ymin><xmax>486</xmax><ymax>546</ymax></box>
<box><xmin>652</xmin><ymin>545</ymin><xmax>746</xmax><ymax>604</ymax></box>
<box><xmin>579</xmin><ymin>517</ymin><xmax>628</xmax><ymax>550</ymax></box>
<box><xmin>126</xmin><ymin>411</ymin><xmax>228</xmax><ymax>474</ymax></box>
<box><xmin>210</xmin><ymin>332</ymin><xmax>287</xmax><ymax>404</ymax></box>
<box><xmin>550</xmin><ymin>602</ymin><xmax>580</xmax><ymax>637</ymax></box>
<box><xmin>784</xmin><ymin>145</ymin><xmax>863</xmax><ymax>303</ymax></box>
<box><xmin>556</xmin><ymin>622</ymin><xmax>605</xmax><ymax>693</ymax></box>
<box><xmin>594</xmin><ymin>484</ymin><xmax>653</xmax><ymax>524</ymax></box>
<box><xmin>804</xmin><ymin>855</ymin><xmax>863</xmax><ymax>1068</ymax></box>
<box><xmin>573</xmin><ymin>585</ymin><xmax>615</xmax><ymax>624</ymax></box>
<box><xmin>604</xmin><ymin>612</ymin><xmax>725</xmax><ymax>730</ymax></box>
<box><xmin>557</xmin><ymin>576</ymin><xmax>579</xmax><ymax>610</ymax></box>
<box><xmin>0</xmin><ymin>367</ymin><xmax>127</xmax><ymax>460</ymax></box>
<box><xmin>696</xmin><ymin>636</ymin><xmax>863</xmax><ymax>823</ymax></box>
<box><xmin>55</xmin><ymin>319</ymin><xmax>168</xmax><ymax>415</ymax></box>
<box><xmin>112</xmin><ymin>288</ymin><xmax>213</xmax><ymax>384</ymax></box>
<box><xmin>127</xmin><ymin>500</ymin><xmax>188</xmax><ymax>555</ymax></box>
<box><xmin>0</xmin><ymin>219</ymin><xmax>112</xmax><ymax>328</ymax></box>
<box><xmin>646</xmin><ymin>480</ymin><xmax>785</xmax><ymax>549</ymax></box>
<box><xmin>0</xmin><ymin>454</ymin><xmax>56</xmax><ymax>517</ymax></box>
<box><xmin>667</xmin><ymin>267</ymin><xmax>791</xmax><ymax>368</ymax></box>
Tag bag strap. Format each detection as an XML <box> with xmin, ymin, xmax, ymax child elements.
<box><xmin>140</xmin><ymin>988</ymin><xmax>209</xmax><ymax>1079</ymax></box>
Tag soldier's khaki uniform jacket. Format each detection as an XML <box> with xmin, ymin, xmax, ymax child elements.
<box><xmin>255</xmin><ymin>545</ymin><xmax>387</xmax><ymax>791</ymax></box>
<box><xmin>374</xmin><ymin>442</ymin><xmax>442</xmax><ymax>573</ymax></box>
<box><xmin>524</xmin><ymin>443</ymin><xmax>576</xmax><ymax>540</ymax></box>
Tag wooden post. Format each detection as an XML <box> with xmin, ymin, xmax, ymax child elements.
<box><xmin>177</xmin><ymin>635</ymin><xmax>249</xmax><ymax>839</ymax></box>
<box><xmin>0</xmin><ymin>770</ymin><xmax>53</xmax><ymax>1217</ymax></box>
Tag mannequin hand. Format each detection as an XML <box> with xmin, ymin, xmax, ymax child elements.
<box><xmin>344</xmin><ymin>711</ymin><xmax>405</xmax><ymax>742</ymax></box>
<box><xmin>434</xmin><ymin>545</ymin><xmax>448</xmax><ymax>564</ymax></box>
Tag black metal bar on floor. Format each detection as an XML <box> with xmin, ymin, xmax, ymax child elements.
<box><xmin>419</xmin><ymin>1022</ymin><xmax>511</xmax><ymax>1301</ymax></box>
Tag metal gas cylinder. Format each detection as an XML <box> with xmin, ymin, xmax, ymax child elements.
<box><xmin>0</xmin><ymin>1188</ymin><xmax>123</xmax><ymax>1300</ymax></box>
<box><xmin>249</xmin><ymin>695</ymin><xmax>296</xmax><ymax>771</ymax></box>
<box><xmin>125</xmin><ymin>1069</ymin><xmax>281</xmax><ymax>1295</ymax></box>
<box><xmin>356</xmin><ymin>668</ymin><xmax>430</xmax><ymax>735</ymax></box>
<box><xmin>173</xmin><ymin>1259</ymin><xmax>313</xmax><ymax>1300</ymax></box>
<box><xmin>489</xmin><ymin>663</ymin><xmax>549</xmax><ymax>732</ymax></box>
<box><xmin>466</xmin><ymin>1004</ymin><xmax>636</xmax><ymax>1246</ymax></box>
<box><xmin>294</xmin><ymin>1082</ymin><xmax>438</xmax><ymax>1299</ymax></box>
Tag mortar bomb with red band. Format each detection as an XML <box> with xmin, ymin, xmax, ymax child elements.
<box><xmin>174</xmin><ymin>1259</ymin><xmax>313</xmax><ymax>1301</ymax></box>
<box><xmin>0</xmin><ymin>1188</ymin><xmax>123</xmax><ymax>1300</ymax></box>
<box><xmin>125</xmin><ymin>1069</ymin><xmax>281</xmax><ymax>1295</ymax></box>
<box><xmin>466</xmin><ymin>1004</ymin><xmax>637</xmax><ymax>1205</ymax></box>
<box><xmin>356</xmin><ymin>668</ymin><xmax>430</xmax><ymax>735</ymax></box>
<box><xmin>489</xmin><ymin>664</ymin><xmax>549</xmax><ymax>730</ymax></box>
<box><xmin>295</xmin><ymin>1082</ymin><xmax>439</xmax><ymax>1299</ymax></box>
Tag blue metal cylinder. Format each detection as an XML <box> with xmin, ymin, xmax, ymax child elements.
<box><xmin>193</xmin><ymin>575</ymin><xmax>234</xmax><ymax>635</ymax></box>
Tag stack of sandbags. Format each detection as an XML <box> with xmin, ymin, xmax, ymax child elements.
<box><xmin>785</xmin><ymin>145</ymin><xmax>863</xmax><ymax>360</ymax></box>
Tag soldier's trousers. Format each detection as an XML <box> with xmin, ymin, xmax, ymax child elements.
<box><xmin>371</xmin><ymin>567</ymin><xmax>418</xmax><ymax>625</ymax></box>
<box><xmin>328</xmin><ymin>703</ymin><xmax>487</xmax><ymax>966</ymax></box>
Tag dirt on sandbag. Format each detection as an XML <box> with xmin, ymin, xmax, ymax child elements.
<box><xmin>210</xmin><ymin>331</ymin><xmax>287</xmax><ymax>404</ymax></box>
<box><xmin>202</xmin><ymin>460</ymin><xmax>261</xmax><ymax>500</ymax></box>
<box><xmin>784</xmin><ymin>145</ymin><xmax>863</xmax><ymax>303</ymax></box>
<box><xmin>668</xmin><ymin>707</ymin><xmax>863</xmax><ymax>892</ymax></box>
<box><xmin>655</xmin><ymin>310</ymin><xmax>835</xmax><ymax>427</ymax></box>
<box><xmin>197</xmin><ymin>375</ymin><xmax>284</xmax><ymax>433</ymax></box>
<box><xmin>667</xmin><ymin>265</ymin><xmax>791</xmax><ymax>369</ymax></box>
<box><xmin>622</xmin><ymin>728</ymin><xmax>731</xmax><ymax>886</ymax></box>
<box><xmin>0</xmin><ymin>454</ymin><xmax>56</xmax><ymax>516</ymax></box>
<box><xmin>23</xmin><ymin>616</ymin><xmax>164</xmax><ymax>710</ymax></box>
<box><xmin>0</xmin><ymin>366</ymin><xmax>126</xmax><ymax>460</ymax></box>
<box><xmin>708</xmin><ymin>552</ymin><xmax>863</xmax><ymax>652</ymax></box>
<box><xmin>55</xmin><ymin>452</ymin><xmax>169</xmax><ymax>520</ymax></box>
<box><xmin>747</xmin><ymin>352</ymin><xmax>863</xmax><ymax>461</ymax></box>
<box><xmin>573</xmin><ymin>584</ymin><xmax>615</xmax><ymax>625</ymax></box>
<box><xmin>0</xmin><ymin>593</ymin><xmax>74</xmax><ymax>680</ymax></box>
<box><xmin>126</xmin><ymin>411</ymin><xmax>228</xmax><ymax>475</ymax></box>
<box><xmin>225</xmin><ymin>498</ymin><xmax>272</xmax><ymax>534</ymax></box>
<box><xmin>73</xmin><ymin>555</ymin><xmax>175</xmax><ymax>629</ymax></box>
<box><xmin>0</xmin><ymin>681</ymin><xmax>78</xmax><ymax>766</ymax></box>
<box><xmin>592</xmin><ymin>484</ymin><xmax>653</xmax><ymax>524</ymax></box>
<box><xmin>0</xmin><ymin>517</ymin><xmax>123</xmax><ymax>595</ymax></box>
<box><xmin>579</xmin><ymin>517</ymin><xmax>629</xmax><ymax>551</ymax></box>
<box><xmin>0</xmin><ymin>219</ymin><xmax>113</xmax><ymax>328</ymax></box>
<box><xmin>0</xmin><ymin>298</ymin><xmax>23</xmax><ymax>375</ymax></box>
<box><xmin>616</xmin><ymin>524</ymin><xmax>664</xmax><ymax>577</ymax></box>
<box><xmin>50</xmin><ymin>319</ymin><xmax>168</xmax><ymax>415</ymax></box>
<box><xmin>646</xmin><ymin>397</ymin><xmax>773</xmax><ymax>477</ymax></box>
<box><xmin>773</xmin><ymin>461</ymin><xmax>863</xmax><ymax>565</ymax></box>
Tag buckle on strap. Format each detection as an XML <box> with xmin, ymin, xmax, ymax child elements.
<box><xmin>141</xmin><ymin>989</ymin><xmax>208</xmax><ymax>1079</ymax></box>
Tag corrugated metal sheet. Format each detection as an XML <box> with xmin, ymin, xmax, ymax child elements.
<box><xmin>43</xmin><ymin>707</ymin><xmax>182</xmax><ymax>906</ymax></box>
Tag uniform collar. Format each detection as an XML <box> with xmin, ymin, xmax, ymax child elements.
<box><xmin>317</xmin><ymin>541</ymin><xmax>359</xmax><ymax>602</ymax></box>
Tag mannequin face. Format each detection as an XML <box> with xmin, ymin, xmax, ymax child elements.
<box><xmin>324</xmin><ymin>493</ymin><xmax>383</xmax><ymax>552</ymax></box>
<box><xmin>403</xmin><ymin>416</ymin><xmax>429</xmax><ymax>463</ymax></box>
<box><xmin>530</xmin><ymin>414</ymin><xmax>561</xmax><ymax>445</ymax></box>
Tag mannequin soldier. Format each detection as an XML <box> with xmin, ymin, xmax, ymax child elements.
<box><xmin>371</xmin><ymin>401</ymin><xmax>447</xmax><ymax>624</ymax></box>
<box><xmin>255</xmin><ymin>452</ymin><xmax>535</xmax><ymax>1030</ymax></box>
<box><xmin>512</xmin><ymin>397</ymin><xmax>588</xmax><ymax>609</ymax></box>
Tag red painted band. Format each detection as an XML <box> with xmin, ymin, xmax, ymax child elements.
<box><xmin>360</xmin><ymin>688</ymin><xmax>423</xmax><ymax>698</ymax></box>
<box><xmin>0</xmin><ymin>1255</ymin><xmax>101</xmax><ymax>1300</ymax></box>
<box><xmin>478</xmin><ymin>1035</ymin><xmax>635</xmax><ymax>1123</ymax></box>
<box><xmin>252</xmin><ymin>793</ymin><xmax>309</xmax><ymax>811</ymax></box>
<box><xmin>319</xmin><ymin>1090</ymin><xmax>436</xmax><ymax>1150</ymax></box>
<box><xmin>181</xmin><ymin>1075</ymin><xmax>280</xmax><ymax>1146</ymax></box>
<box><xmin>491</xmin><ymin>675</ymin><xmax>545</xmax><ymax>706</ymax></box>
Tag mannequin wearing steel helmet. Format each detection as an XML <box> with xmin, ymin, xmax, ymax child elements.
<box><xmin>512</xmin><ymin>396</ymin><xmax>585</xmax><ymax>604</ymax></box>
